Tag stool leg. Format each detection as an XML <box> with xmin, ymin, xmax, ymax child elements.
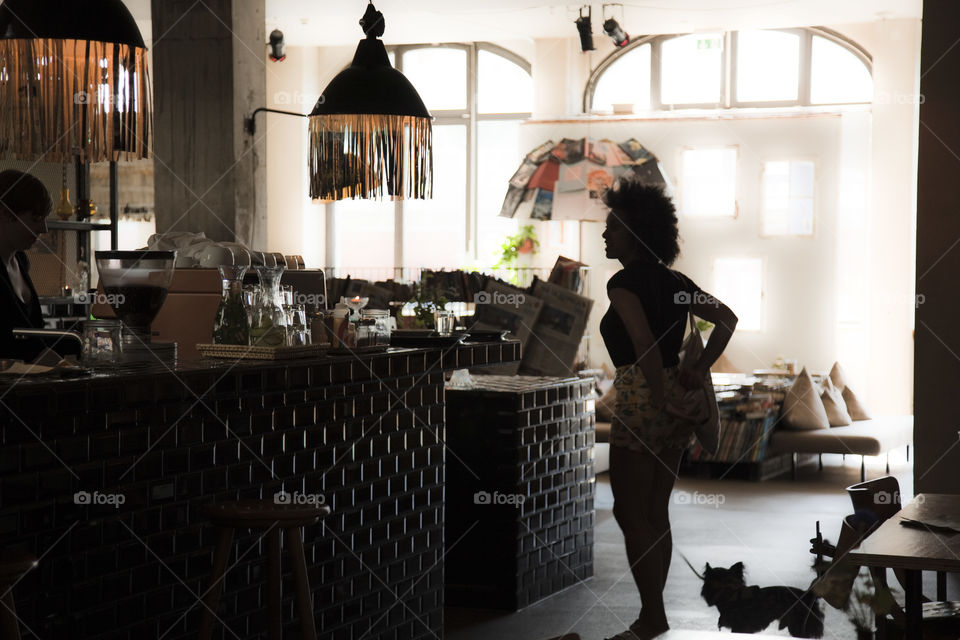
<box><xmin>199</xmin><ymin>526</ymin><xmax>235</xmax><ymax>640</ymax></box>
<box><xmin>268</xmin><ymin>527</ymin><xmax>282</xmax><ymax>640</ymax></box>
<box><xmin>0</xmin><ymin>589</ymin><xmax>21</xmax><ymax>640</ymax></box>
<box><xmin>287</xmin><ymin>527</ymin><xmax>317</xmax><ymax>640</ymax></box>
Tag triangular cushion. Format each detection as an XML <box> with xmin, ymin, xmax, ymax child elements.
<box><xmin>782</xmin><ymin>368</ymin><xmax>830</xmax><ymax>431</ymax></box>
<box><xmin>829</xmin><ymin>362</ymin><xmax>871</xmax><ymax>420</ymax></box>
<box><xmin>820</xmin><ymin>377</ymin><xmax>852</xmax><ymax>427</ymax></box>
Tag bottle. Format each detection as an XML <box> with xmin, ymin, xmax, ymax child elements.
<box><xmin>213</xmin><ymin>265</ymin><xmax>250</xmax><ymax>345</ymax></box>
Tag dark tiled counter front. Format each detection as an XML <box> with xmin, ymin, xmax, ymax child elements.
<box><xmin>0</xmin><ymin>341</ymin><xmax>519</xmax><ymax>640</ymax></box>
<box><xmin>444</xmin><ymin>375</ymin><xmax>595</xmax><ymax>610</ymax></box>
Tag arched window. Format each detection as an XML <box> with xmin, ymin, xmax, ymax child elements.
<box><xmin>585</xmin><ymin>28</ymin><xmax>871</xmax><ymax>113</ymax></box>
<box><xmin>332</xmin><ymin>43</ymin><xmax>532</xmax><ymax>276</ymax></box>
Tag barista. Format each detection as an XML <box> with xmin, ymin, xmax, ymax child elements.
<box><xmin>0</xmin><ymin>170</ymin><xmax>54</xmax><ymax>361</ymax></box>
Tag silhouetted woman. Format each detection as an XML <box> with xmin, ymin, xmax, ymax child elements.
<box><xmin>599</xmin><ymin>180</ymin><xmax>737</xmax><ymax>640</ymax></box>
<box><xmin>0</xmin><ymin>170</ymin><xmax>54</xmax><ymax>361</ymax></box>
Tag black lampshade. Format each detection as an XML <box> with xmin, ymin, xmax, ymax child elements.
<box><xmin>0</xmin><ymin>0</ymin><xmax>145</xmax><ymax>47</ymax></box>
<box><xmin>308</xmin><ymin>3</ymin><xmax>432</xmax><ymax>201</ymax></box>
<box><xmin>0</xmin><ymin>0</ymin><xmax>152</xmax><ymax>162</ymax></box>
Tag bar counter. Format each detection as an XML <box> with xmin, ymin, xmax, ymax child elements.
<box><xmin>0</xmin><ymin>340</ymin><xmax>520</xmax><ymax>640</ymax></box>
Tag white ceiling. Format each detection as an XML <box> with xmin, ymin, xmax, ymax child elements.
<box><xmin>265</xmin><ymin>0</ymin><xmax>922</xmax><ymax>47</ymax></box>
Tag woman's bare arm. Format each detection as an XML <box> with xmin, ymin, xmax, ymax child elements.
<box><xmin>688</xmin><ymin>292</ymin><xmax>738</xmax><ymax>377</ymax></box>
<box><xmin>608</xmin><ymin>287</ymin><xmax>666</xmax><ymax>405</ymax></box>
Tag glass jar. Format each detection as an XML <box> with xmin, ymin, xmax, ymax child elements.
<box><xmin>249</xmin><ymin>265</ymin><xmax>288</xmax><ymax>347</ymax></box>
<box><xmin>212</xmin><ymin>265</ymin><xmax>250</xmax><ymax>345</ymax></box>
<box><xmin>82</xmin><ymin>319</ymin><xmax>123</xmax><ymax>364</ymax></box>
<box><xmin>358</xmin><ymin>309</ymin><xmax>391</xmax><ymax>347</ymax></box>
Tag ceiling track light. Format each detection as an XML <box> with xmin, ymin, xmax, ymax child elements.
<box><xmin>575</xmin><ymin>6</ymin><xmax>595</xmax><ymax>53</ymax></box>
<box><xmin>602</xmin><ymin>4</ymin><xmax>629</xmax><ymax>48</ymax></box>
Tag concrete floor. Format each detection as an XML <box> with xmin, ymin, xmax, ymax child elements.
<box><xmin>446</xmin><ymin>450</ymin><xmax>920</xmax><ymax>640</ymax></box>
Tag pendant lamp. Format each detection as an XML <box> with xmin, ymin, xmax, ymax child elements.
<box><xmin>0</xmin><ymin>0</ymin><xmax>152</xmax><ymax>163</ymax></box>
<box><xmin>308</xmin><ymin>2</ymin><xmax>432</xmax><ymax>201</ymax></box>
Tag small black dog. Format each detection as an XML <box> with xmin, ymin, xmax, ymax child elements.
<box><xmin>700</xmin><ymin>562</ymin><xmax>825</xmax><ymax>638</ymax></box>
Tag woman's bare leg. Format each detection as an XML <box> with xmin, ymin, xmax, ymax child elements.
<box><xmin>610</xmin><ymin>446</ymin><xmax>682</xmax><ymax>636</ymax></box>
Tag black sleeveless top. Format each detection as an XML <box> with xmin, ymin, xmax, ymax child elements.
<box><xmin>0</xmin><ymin>252</ymin><xmax>45</xmax><ymax>361</ymax></box>
<box><xmin>600</xmin><ymin>261</ymin><xmax>701</xmax><ymax>368</ymax></box>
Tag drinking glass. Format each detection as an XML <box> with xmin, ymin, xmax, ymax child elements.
<box><xmin>434</xmin><ymin>310</ymin><xmax>455</xmax><ymax>336</ymax></box>
<box><xmin>285</xmin><ymin>304</ymin><xmax>310</xmax><ymax>346</ymax></box>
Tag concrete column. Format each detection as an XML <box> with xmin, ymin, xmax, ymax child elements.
<box><xmin>915</xmin><ymin>0</ymin><xmax>960</xmax><ymax>493</ymax></box>
<box><xmin>151</xmin><ymin>0</ymin><xmax>266</xmax><ymax>246</ymax></box>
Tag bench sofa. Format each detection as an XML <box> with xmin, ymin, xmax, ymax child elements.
<box><xmin>593</xmin><ymin>415</ymin><xmax>912</xmax><ymax>481</ymax></box>
<box><xmin>767</xmin><ymin>414</ymin><xmax>913</xmax><ymax>481</ymax></box>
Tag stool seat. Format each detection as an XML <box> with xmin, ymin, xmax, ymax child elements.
<box><xmin>204</xmin><ymin>499</ymin><xmax>331</xmax><ymax>529</ymax></box>
<box><xmin>198</xmin><ymin>499</ymin><xmax>329</xmax><ymax>640</ymax></box>
<box><xmin>0</xmin><ymin>551</ymin><xmax>36</xmax><ymax>585</ymax></box>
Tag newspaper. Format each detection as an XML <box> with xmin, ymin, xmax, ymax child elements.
<box><xmin>471</xmin><ymin>280</ymin><xmax>543</xmax><ymax>375</ymax></box>
<box><xmin>519</xmin><ymin>278</ymin><xmax>593</xmax><ymax>377</ymax></box>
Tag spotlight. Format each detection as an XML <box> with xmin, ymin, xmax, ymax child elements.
<box><xmin>268</xmin><ymin>29</ymin><xmax>286</xmax><ymax>61</ymax></box>
<box><xmin>603</xmin><ymin>17</ymin><xmax>629</xmax><ymax>47</ymax></box>
<box><xmin>575</xmin><ymin>6</ymin><xmax>595</xmax><ymax>53</ymax></box>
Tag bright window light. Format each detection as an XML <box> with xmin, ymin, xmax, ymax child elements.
<box><xmin>680</xmin><ymin>147</ymin><xmax>737</xmax><ymax>217</ymax></box>
<box><xmin>714</xmin><ymin>258</ymin><xmax>763</xmax><ymax>331</ymax></box>
<box><xmin>592</xmin><ymin>44</ymin><xmax>651</xmax><ymax>112</ymax></box>
<box><xmin>810</xmin><ymin>36</ymin><xmax>872</xmax><ymax>104</ymax></box>
<box><xmin>477</xmin><ymin>120</ymin><xmax>520</xmax><ymax>267</ymax></box>
<box><xmin>403</xmin><ymin>124</ymin><xmax>467</xmax><ymax>270</ymax></box>
<box><xmin>736</xmin><ymin>30</ymin><xmax>799</xmax><ymax>102</ymax></box>
<box><xmin>401</xmin><ymin>47</ymin><xmax>467</xmax><ymax>111</ymax></box>
<box><xmin>661</xmin><ymin>33</ymin><xmax>723</xmax><ymax>105</ymax></box>
<box><xmin>478</xmin><ymin>50</ymin><xmax>532</xmax><ymax>114</ymax></box>
<box><xmin>761</xmin><ymin>160</ymin><xmax>815</xmax><ymax>236</ymax></box>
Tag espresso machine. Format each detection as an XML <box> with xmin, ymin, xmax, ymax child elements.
<box><xmin>94</xmin><ymin>250</ymin><xmax>178</xmax><ymax>363</ymax></box>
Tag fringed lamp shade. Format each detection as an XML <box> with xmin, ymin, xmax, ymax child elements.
<box><xmin>308</xmin><ymin>3</ymin><xmax>432</xmax><ymax>201</ymax></box>
<box><xmin>0</xmin><ymin>0</ymin><xmax>151</xmax><ymax>163</ymax></box>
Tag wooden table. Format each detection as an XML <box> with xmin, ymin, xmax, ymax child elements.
<box><xmin>847</xmin><ymin>493</ymin><xmax>960</xmax><ymax>639</ymax></box>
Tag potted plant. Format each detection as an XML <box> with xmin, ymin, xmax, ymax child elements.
<box><xmin>494</xmin><ymin>224</ymin><xmax>540</xmax><ymax>285</ymax></box>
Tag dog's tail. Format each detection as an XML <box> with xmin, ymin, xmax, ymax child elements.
<box><xmin>782</xmin><ymin>590</ymin><xmax>825</xmax><ymax>638</ymax></box>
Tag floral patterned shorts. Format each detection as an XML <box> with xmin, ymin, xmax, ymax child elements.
<box><xmin>610</xmin><ymin>365</ymin><xmax>695</xmax><ymax>455</ymax></box>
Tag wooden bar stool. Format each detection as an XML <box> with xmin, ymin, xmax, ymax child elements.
<box><xmin>0</xmin><ymin>550</ymin><xmax>37</xmax><ymax>640</ymax></box>
<box><xmin>197</xmin><ymin>500</ymin><xmax>331</xmax><ymax>640</ymax></box>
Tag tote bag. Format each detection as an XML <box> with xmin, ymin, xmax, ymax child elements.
<box><xmin>671</xmin><ymin>313</ymin><xmax>721</xmax><ymax>455</ymax></box>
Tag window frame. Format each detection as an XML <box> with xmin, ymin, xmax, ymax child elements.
<box><xmin>677</xmin><ymin>145</ymin><xmax>740</xmax><ymax>219</ymax></box>
<box><xmin>583</xmin><ymin>27</ymin><xmax>872</xmax><ymax>113</ymax></box>
<box><xmin>758</xmin><ymin>158</ymin><xmax>818</xmax><ymax>238</ymax></box>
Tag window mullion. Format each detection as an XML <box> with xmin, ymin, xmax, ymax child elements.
<box><xmin>651</xmin><ymin>38</ymin><xmax>662</xmax><ymax>110</ymax></box>
<box><xmin>466</xmin><ymin>44</ymin><xmax>478</xmax><ymax>258</ymax></box>
<box><xmin>799</xmin><ymin>30</ymin><xmax>812</xmax><ymax>105</ymax></box>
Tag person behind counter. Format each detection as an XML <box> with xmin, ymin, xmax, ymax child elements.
<box><xmin>0</xmin><ymin>170</ymin><xmax>55</xmax><ymax>362</ymax></box>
